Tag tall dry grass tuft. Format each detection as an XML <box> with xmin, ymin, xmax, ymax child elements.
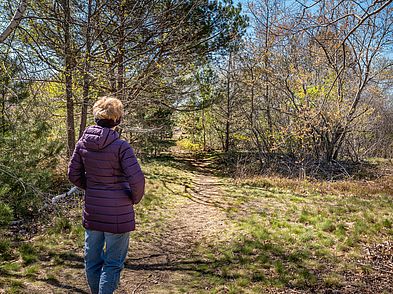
<box><xmin>237</xmin><ymin>175</ymin><xmax>393</xmax><ymax>197</ymax></box>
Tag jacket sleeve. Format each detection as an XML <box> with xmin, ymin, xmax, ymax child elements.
<box><xmin>120</xmin><ymin>141</ymin><xmax>145</xmax><ymax>204</ymax></box>
<box><xmin>67</xmin><ymin>142</ymin><xmax>86</xmax><ymax>190</ymax></box>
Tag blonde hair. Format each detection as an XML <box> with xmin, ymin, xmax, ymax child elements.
<box><xmin>93</xmin><ymin>96</ymin><xmax>124</xmax><ymax>121</ymax></box>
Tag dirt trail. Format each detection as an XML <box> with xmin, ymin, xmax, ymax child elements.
<box><xmin>117</xmin><ymin>168</ymin><xmax>234</xmax><ymax>293</ymax></box>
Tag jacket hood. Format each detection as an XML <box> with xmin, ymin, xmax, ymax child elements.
<box><xmin>81</xmin><ymin>125</ymin><xmax>119</xmax><ymax>151</ymax></box>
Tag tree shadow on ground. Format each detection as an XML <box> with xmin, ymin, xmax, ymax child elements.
<box><xmin>123</xmin><ymin>236</ymin><xmax>332</xmax><ymax>292</ymax></box>
<box><xmin>124</xmin><ymin>233</ymin><xmax>391</xmax><ymax>293</ymax></box>
<box><xmin>43</xmin><ymin>277</ymin><xmax>89</xmax><ymax>294</ymax></box>
<box><xmin>44</xmin><ymin>251</ymin><xmax>85</xmax><ymax>269</ymax></box>
<box><xmin>0</xmin><ymin>270</ymin><xmax>88</xmax><ymax>294</ymax></box>
<box><xmin>144</xmin><ymin>153</ymin><xmax>227</xmax><ymax>177</ymax></box>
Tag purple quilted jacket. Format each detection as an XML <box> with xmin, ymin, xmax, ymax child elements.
<box><xmin>67</xmin><ymin>125</ymin><xmax>145</xmax><ymax>234</ymax></box>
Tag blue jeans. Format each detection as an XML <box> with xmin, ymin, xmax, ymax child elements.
<box><xmin>84</xmin><ymin>229</ymin><xmax>130</xmax><ymax>294</ymax></box>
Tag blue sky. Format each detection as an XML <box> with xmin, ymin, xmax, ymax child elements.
<box><xmin>233</xmin><ymin>0</ymin><xmax>393</xmax><ymax>57</ymax></box>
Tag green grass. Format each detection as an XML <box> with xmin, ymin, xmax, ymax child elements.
<box><xmin>0</xmin><ymin>262</ymin><xmax>21</xmax><ymax>272</ymax></box>
<box><xmin>19</xmin><ymin>243</ymin><xmax>38</xmax><ymax>265</ymax></box>
<box><xmin>8</xmin><ymin>279</ymin><xmax>24</xmax><ymax>293</ymax></box>
<box><xmin>0</xmin><ymin>238</ymin><xmax>13</xmax><ymax>261</ymax></box>
<box><xmin>24</xmin><ymin>264</ymin><xmax>40</xmax><ymax>277</ymax></box>
<box><xmin>49</xmin><ymin>217</ymin><xmax>72</xmax><ymax>234</ymax></box>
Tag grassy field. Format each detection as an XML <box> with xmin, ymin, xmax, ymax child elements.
<box><xmin>186</xmin><ymin>179</ymin><xmax>392</xmax><ymax>292</ymax></box>
<box><xmin>0</xmin><ymin>156</ymin><xmax>392</xmax><ymax>293</ymax></box>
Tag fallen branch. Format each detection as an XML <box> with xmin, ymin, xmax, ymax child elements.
<box><xmin>9</xmin><ymin>186</ymin><xmax>82</xmax><ymax>232</ymax></box>
<box><xmin>51</xmin><ymin>186</ymin><xmax>80</xmax><ymax>205</ymax></box>
<box><xmin>35</xmin><ymin>186</ymin><xmax>81</xmax><ymax>213</ymax></box>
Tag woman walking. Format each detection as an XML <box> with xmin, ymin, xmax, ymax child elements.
<box><xmin>67</xmin><ymin>96</ymin><xmax>145</xmax><ymax>294</ymax></box>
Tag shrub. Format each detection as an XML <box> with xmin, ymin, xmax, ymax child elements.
<box><xmin>0</xmin><ymin>121</ymin><xmax>62</xmax><ymax>219</ymax></box>
<box><xmin>50</xmin><ymin>217</ymin><xmax>72</xmax><ymax>234</ymax></box>
<box><xmin>0</xmin><ymin>239</ymin><xmax>13</xmax><ymax>261</ymax></box>
<box><xmin>0</xmin><ymin>202</ymin><xmax>13</xmax><ymax>227</ymax></box>
<box><xmin>177</xmin><ymin>138</ymin><xmax>202</xmax><ymax>152</ymax></box>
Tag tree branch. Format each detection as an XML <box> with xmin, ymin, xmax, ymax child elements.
<box><xmin>0</xmin><ymin>0</ymin><xmax>28</xmax><ymax>43</ymax></box>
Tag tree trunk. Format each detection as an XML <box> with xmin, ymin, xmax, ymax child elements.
<box><xmin>224</xmin><ymin>51</ymin><xmax>232</xmax><ymax>153</ymax></box>
<box><xmin>99</xmin><ymin>38</ymin><xmax>116</xmax><ymax>92</ymax></box>
<box><xmin>249</xmin><ymin>67</ymin><xmax>265</xmax><ymax>166</ymax></box>
<box><xmin>117</xmin><ymin>3</ymin><xmax>125</xmax><ymax>100</ymax></box>
<box><xmin>79</xmin><ymin>0</ymin><xmax>93</xmax><ymax>138</ymax></box>
<box><xmin>264</xmin><ymin>3</ymin><xmax>273</xmax><ymax>141</ymax></box>
<box><xmin>63</xmin><ymin>0</ymin><xmax>75</xmax><ymax>156</ymax></box>
<box><xmin>332</xmin><ymin>128</ymin><xmax>346</xmax><ymax>161</ymax></box>
<box><xmin>1</xmin><ymin>89</ymin><xmax>5</xmax><ymax>135</ymax></box>
<box><xmin>202</xmin><ymin>105</ymin><xmax>206</xmax><ymax>151</ymax></box>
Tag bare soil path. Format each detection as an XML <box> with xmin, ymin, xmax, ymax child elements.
<box><xmin>118</xmin><ymin>161</ymin><xmax>234</xmax><ymax>293</ymax></box>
